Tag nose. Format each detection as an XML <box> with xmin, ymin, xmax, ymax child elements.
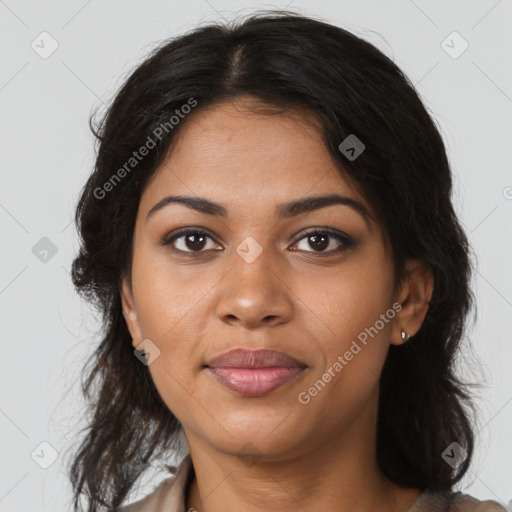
<box><xmin>215</xmin><ymin>246</ymin><xmax>294</xmax><ymax>329</ymax></box>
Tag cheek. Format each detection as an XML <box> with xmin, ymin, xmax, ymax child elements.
<box><xmin>303</xmin><ymin>250</ymin><xmax>393</xmax><ymax>371</ymax></box>
<box><xmin>299</xmin><ymin>283</ymin><xmax>392</xmax><ymax>422</ymax></box>
<box><xmin>146</xmin><ymin>364</ymin><xmax>202</xmax><ymax>429</ymax></box>
<box><xmin>130</xmin><ymin>245</ymin><xmax>212</xmax><ymax>375</ymax></box>
<box><xmin>130</xmin><ymin>245</ymin><xmax>208</xmax><ymax>341</ymax></box>
<box><xmin>311</xmin><ymin>251</ymin><xmax>392</xmax><ymax>329</ymax></box>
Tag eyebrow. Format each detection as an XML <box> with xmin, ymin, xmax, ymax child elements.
<box><xmin>146</xmin><ymin>193</ymin><xmax>374</xmax><ymax>230</ymax></box>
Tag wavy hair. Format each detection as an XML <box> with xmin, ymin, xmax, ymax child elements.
<box><xmin>68</xmin><ymin>10</ymin><xmax>478</xmax><ymax>511</ymax></box>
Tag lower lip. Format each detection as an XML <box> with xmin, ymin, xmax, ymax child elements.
<box><xmin>207</xmin><ymin>366</ymin><xmax>305</xmax><ymax>397</ymax></box>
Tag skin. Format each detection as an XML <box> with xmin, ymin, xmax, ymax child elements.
<box><xmin>121</xmin><ymin>96</ymin><xmax>434</xmax><ymax>512</ymax></box>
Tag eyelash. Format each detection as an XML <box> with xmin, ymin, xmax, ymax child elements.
<box><xmin>159</xmin><ymin>227</ymin><xmax>355</xmax><ymax>258</ymax></box>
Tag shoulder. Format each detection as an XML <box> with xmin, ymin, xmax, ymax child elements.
<box><xmin>449</xmin><ymin>492</ymin><xmax>509</xmax><ymax>512</ymax></box>
<box><xmin>118</xmin><ymin>476</ymin><xmax>177</xmax><ymax>512</ymax></box>
<box><xmin>118</xmin><ymin>454</ymin><xmax>193</xmax><ymax>512</ymax></box>
<box><xmin>412</xmin><ymin>489</ymin><xmax>508</xmax><ymax>512</ymax></box>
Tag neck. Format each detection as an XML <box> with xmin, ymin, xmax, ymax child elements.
<box><xmin>184</xmin><ymin>416</ymin><xmax>420</xmax><ymax>512</ymax></box>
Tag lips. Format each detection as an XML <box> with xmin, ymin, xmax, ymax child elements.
<box><xmin>205</xmin><ymin>348</ymin><xmax>307</xmax><ymax>369</ymax></box>
<box><xmin>204</xmin><ymin>348</ymin><xmax>308</xmax><ymax>398</ymax></box>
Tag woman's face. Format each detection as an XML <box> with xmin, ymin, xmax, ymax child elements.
<box><xmin>121</xmin><ymin>98</ymin><xmax>424</xmax><ymax>460</ymax></box>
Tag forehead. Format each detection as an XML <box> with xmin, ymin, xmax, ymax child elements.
<box><xmin>142</xmin><ymin>99</ymin><xmax>368</xmax><ymax>213</ymax></box>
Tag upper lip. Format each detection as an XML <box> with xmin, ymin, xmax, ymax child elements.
<box><xmin>205</xmin><ymin>348</ymin><xmax>307</xmax><ymax>369</ymax></box>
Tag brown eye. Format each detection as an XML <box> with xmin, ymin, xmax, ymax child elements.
<box><xmin>293</xmin><ymin>229</ymin><xmax>354</xmax><ymax>255</ymax></box>
<box><xmin>162</xmin><ymin>229</ymin><xmax>221</xmax><ymax>255</ymax></box>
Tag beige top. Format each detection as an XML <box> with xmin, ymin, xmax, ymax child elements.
<box><xmin>119</xmin><ymin>454</ymin><xmax>507</xmax><ymax>512</ymax></box>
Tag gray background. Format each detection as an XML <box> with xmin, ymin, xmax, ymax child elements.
<box><xmin>0</xmin><ymin>1</ymin><xmax>511</xmax><ymax>510</ymax></box>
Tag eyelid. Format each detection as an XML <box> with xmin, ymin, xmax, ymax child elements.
<box><xmin>160</xmin><ymin>226</ymin><xmax>218</xmax><ymax>246</ymax></box>
<box><xmin>291</xmin><ymin>227</ymin><xmax>355</xmax><ymax>254</ymax></box>
<box><xmin>159</xmin><ymin>227</ymin><xmax>221</xmax><ymax>255</ymax></box>
<box><xmin>160</xmin><ymin>226</ymin><xmax>355</xmax><ymax>256</ymax></box>
<box><xmin>292</xmin><ymin>226</ymin><xmax>352</xmax><ymax>243</ymax></box>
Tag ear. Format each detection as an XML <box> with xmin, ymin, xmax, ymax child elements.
<box><xmin>390</xmin><ymin>258</ymin><xmax>433</xmax><ymax>346</ymax></box>
<box><xmin>120</xmin><ymin>274</ymin><xmax>143</xmax><ymax>348</ymax></box>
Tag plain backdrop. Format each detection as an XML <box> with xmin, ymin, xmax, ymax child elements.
<box><xmin>0</xmin><ymin>1</ymin><xmax>511</xmax><ymax>510</ymax></box>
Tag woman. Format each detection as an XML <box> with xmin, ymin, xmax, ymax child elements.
<box><xmin>68</xmin><ymin>10</ymin><xmax>507</xmax><ymax>512</ymax></box>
